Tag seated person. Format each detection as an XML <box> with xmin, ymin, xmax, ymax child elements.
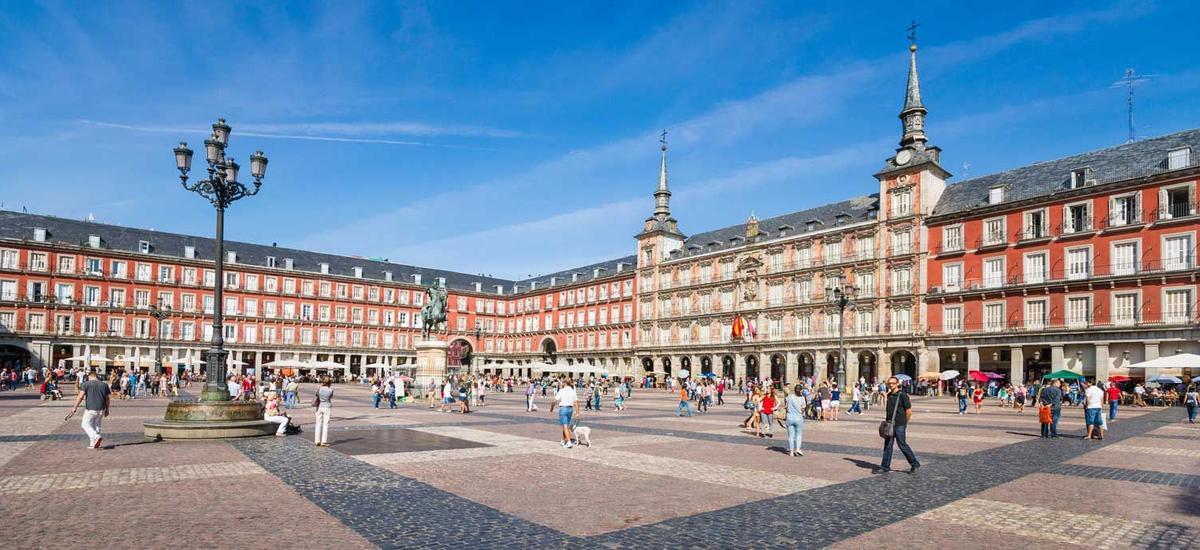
<box><xmin>262</xmin><ymin>392</ymin><xmax>289</xmax><ymax>436</ymax></box>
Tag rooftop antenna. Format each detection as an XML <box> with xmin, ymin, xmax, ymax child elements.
<box><xmin>1111</xmin><ymin>68</ymin><xmax>1156</xmax><ymax>143</ymax></box>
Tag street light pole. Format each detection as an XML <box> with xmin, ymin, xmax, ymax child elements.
<box><xmin>826</xmin><ymin>285</ymin><xmax>856</xmax><ymax>391</ymax></box>
<box><xmin>148</xmin><ymin>298</ymin><xmax>170</xmax><ymax>375</ymax></box>
<box><xmin>173</xmin><ymin>118</ymin><xmax>268</xmax><ymax>402</ymax></box>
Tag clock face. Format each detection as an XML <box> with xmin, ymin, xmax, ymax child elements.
<box><xmin>895</xmin><ymin>149</ymin><xmax>912</xmax><ymax>165</ymax></box>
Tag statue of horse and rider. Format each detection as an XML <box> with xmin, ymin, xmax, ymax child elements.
<box><xmin>420</xmin><ymin>283</ymin><xmax>448</xmax><ymax>340</ymax></box>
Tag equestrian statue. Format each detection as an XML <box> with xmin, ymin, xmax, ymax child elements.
<box><xmin>420</xmin><ymin>283</ymin><xmax>448</xmax><ymax>340</ymax></box>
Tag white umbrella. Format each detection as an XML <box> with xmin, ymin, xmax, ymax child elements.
<box><xmin>262</xmin><ymin>359</ymin><xmax>308</xmax><ymax>368</ymax></box>
<box><xmin>171</xmin><ymin>356</ymin><xmax>207</xmax><ymax>367</ymax></box>
<box><xmin>1127</xmin><ymin>353</ymin><xmax>1199</xmax><ymax>371</ymax></box>
<box><xmin>227</xmin><ymin>358</ymin><xmax>247</xmax><ymax>366</ymax></box>
<box><xmin>308</xmin><ymin>361</ymin><xmax>345</xmax><ymax>371</ymax></box>
<box><xmin>939</xmin><ymin>370</ymin><xmax>961</xmax><ymax>380</ymax></box>
<box><xmin>677</xmin><ymin>369</ymin><xmax>691</xmax><ymax>379</ymax></box>
<box><xmin>116</xmin><ymin>355</ymin><xmax>157</xmax><ymax>367</ymax></box>
<box><xmin>64</xmin><ymin>353</ymin><xmax>112</xmax><ymax>364</ymax></box>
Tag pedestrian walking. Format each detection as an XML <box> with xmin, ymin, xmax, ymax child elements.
<box><xmin>1106</xmin><ymin>382</ymin><xmax>1121</xmax><ymax>421</ymax></box>
<box><xmin>69</xmin><ymin>371</ymin><xmax>110</xmax><ymax>450</ymax></box>
<box><xmin>551</xmin><ymin>378</ymin><xmax>578</xmax><ymax>448</ymax></box>
<box><xmin>525</xmin><ymin>382</ymin><xmax>538</xmax><ymax>412</ymax></box>
<box><xmin>371</xmin><ymin>378</ymin><xmax>382</xmax><ymax>409</ymax></box>
<box><xmin>972</xmin><ymin>384</ymin><xmax>984</xmax><ymax>414</ymax></box>
<box><xmin>1038</xmin><ymin>380</ymin><xmax>1064</xmax><ymax>438</ymax></box>
<box><xmin>675</xmin><ymin>383</ymin><xmax>693</xmax><ymax>417</ymax></box>
<box><xmin>848</xmin><ymin>383</ymin><xmax>863</xmax><ymax>415</ymax></box>
<box><xmin>314</xmin><ymin>376</ymin><xmax>333</xmax><ymax>446</ymax></box>
<box><xmin>876</xmin><ymin>377</ymin><xmax>919</xmax><ymax>474</ymax></box>
<box><xmin>1184</xmin><ymin>384</ymin><xmax>1198</xmax><ymax>424</ymax></box>
<box><xmin>785</xmin><ymin>384</ymin><xmax>806</xmax><ymax>456</ymax></box>
<box><xmin>756</xmin><ymin>390</ymin><xmax>775</xmax><ymax>439</ymax></box>
<box><xmin>1083</xmin><ymin>381</ymin><xmax>1105</xmax><ymax>440</ymax></box>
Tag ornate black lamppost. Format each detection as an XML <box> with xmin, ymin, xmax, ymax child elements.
<box><xmin>148</xmin><ymin>298</ymin><xmax>171</xmax><ymax>375</ymax></box>
<box><xmin>826</xmin><ymin>285</ymin><xmax>856</xmax><ymax>390</ymax></box>
<box><xmin>173</xmin><ymin>119</ymin><xmax>267</xmax><ymax>402</ymax></box>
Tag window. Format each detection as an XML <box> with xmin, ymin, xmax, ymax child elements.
<box><xmin>1112</xmin><ymin>242</ymin><xmax>1138</xmax><ymax>275</ymax></box>
<box><xmin>1025</xmin><ymin>300</ymin><xmax>1046</xmax><ymax>330</ymax></box>
<box><xmin>29</xmin><ymin>253</ymin><xmax>47</xmax><ymax>271</ymax></box>
<box><xmin>855</xmin><ymin>236</ymin><xmax>875</xmax><ymax>259</ymax></box>
<box><xmin>891</xmin><ymin>268</ymin><xmax>912</xmax><ymax>294</ymax></box>
<box><xmin>795</xmin><ymin>315</ymin><xmax>811</xmax><ymax>337</ymax></box>
<box><xmin>136</xmin><ymin>263</ymin><xmax>152</xmax><ymax>281</ymax></box>
<box><xmin>988</xmin><ymin>186</ymin><xmax>1004</xmax><ymax>205</ymax></box>
<box><xmin>0</xmin><ymin>312</ymin><xmax>13</xmax><ymax>331</ymax></box>
<box><xmin>1163</xmin><ymin>235</ymin><xmax>1194</xmax><ymax>270</ymax></box>
<box><xmin>984</xmin><ymin>258</ymin><xmax>1004</xmax><ymax>288</ymax></box>
<box><xmin>138</xmin><ymin>240</ymin><xmax>150</xmax><ymax>253</ymax></box>
<box><xmin>1065</xmin><ymin>202</ymin><xmax>1091</xmax><ymax>233</ymax></box>
<box><xmin>0</xmin><ymin>280</ymin><xmax>15</xmax><ymax>301</ymax></box>
<box><xmin>1067</xmin><ymin>296</ymin><xmax>1091</xmax><ymax>328</ymax></box>
<box><xmin>1111</xmin><ymin>194</ymin><xmax>1139</xmax><ymax>226</ymax></box>
<box><xmin>891</xmin><ymin>309</ymin><xmax>911</xmax><ymax>333</ymax></box>
<box><xmin>1066</xmin><ymin>248</ymin><xmax>1090</xmax><ymax>280</ymax></box>
<box><xmin>1070</xmin><ymin>168</ymin><xmax>1094</xmax><ymax>189</ymax></box>
<box><xmin>856</xmin><ymin>310</ymin><xmax>874</xmax><ymax>334</ymax></box>
<box><xmin>983</xmin><ymin>218</ymin><xmax>1005</xmax><ymax>246</ymax></box>
<box><xmin>984</xmin><ymin>303</ymin><xmax>1004</xmax><ymax>332</ymax></box>
<box><xmin>893</xmin><ymin>192</ymin><xmax>912</xmax><ymax>216</ymax></box>
<box><xmin>795</xmin><ymin>246</ymin><xmax>812</xmax><ymax>267</ymax></box>
<box><xmin>1023</xmin><ymin>209</ymin><xmax>1048</xmax><ymax>239</ymax></box>
<box><xmin>0</xmin><ymin>249</ymin><xmax>18</xmax><ymax>270</ymax></box>
<box><xmin>854</xmin><ymin>273</ymin><xmax>874</xmax><ymax>297</ymax></box>
<box><xmin>110</xmin><ymin>260</ymin><xmax>126</xmax><ymax>279</ymax></box>
<box><xmin>1023</xmin><ymin>253</ymin><xmax>1047</xmax><ymax>284</ymax></box>
<box><xmin>1164</xmin><ymin>288</ymin><xmax>1193</xmax><ymax>323</ymax></box>
<box><xmin>1168</xmin><ymin>147</ymin><xmax>1191</xmax><ymax>170</ymax></box>
<box><xmin>768</xmin><ymin>284</ymin><xmax>783</xmax><ymax>306</ymax></box>
<box><xmin>82</xmin><ymin>316</ymin><xmax>99</xmax><ymax>335</ymax></box>
<box><xmin>942</xmin><ymin>226</ymin><xmax>963</xmax><ymax>251</ymax></box>
<box><xmin>245</xmin><ymin>274</ymin><xmax>258</xmax><ymax>292</ymax></box>
<box><xmin>891</xmin><ymin>231</ymin><xmax>911</xmax><ymax>255</ymax></box>
<box><xmin>109</xmin><ymin>288</ymin><xmax>124</xmax><ymax>307</ymax></box>
<box><xmin>1113</xmin><ymin>293</ymin><xmax>1138</xmax><ymax>326</ymax></box>
<box><xmin>85</xmin><ymin>258</ymin><xmax>102</xmax><ymax>275</ymax></box>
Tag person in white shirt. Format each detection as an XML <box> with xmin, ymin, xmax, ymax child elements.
<box><xmin>550</xmin><ymin>378</ymin><xmax>578</xmax><ymax>448</ymax></box>
<box><xmin>1083</xmin><ymin>381</ymin><xmax>1105</xmax><ymax>440</ymax></box>
<box><xmin>440</xmin><ymin>380</ymin><xmax>455</xmax><ymax>413</ymax></box>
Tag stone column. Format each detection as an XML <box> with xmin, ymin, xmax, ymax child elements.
<box><xmin>846</xmin><ymin>351</ymin><xmax>860</xmax><ymax>387</ymax></box>
<box><xmin>1051</xmin><ymin>345</ymin><xmax>1065</xmax><ymax>371</ymax></box>
<box><xmin>877</xmin><ymin>348</ymin><xmax>892</xmax><ymax>380</ymax></box>
<box><xmin>918</xmin><ymin>347</ymin><xmax>939</xmax><ymax>376</ymax></box>
<box><xmin>785</xmin><ymin>351</ymin><xmax>799</xmax><ymax>385</ymax></box>
<box><xmin>734</xmin><ymin>354</ymin><xmax>747</xmax><ymax>382</ymax></box>
<box><xmin>1009</xmin><ymin>347</ymin><xmax>1024</xmax><ymax>387</ymax></box>
<box><xmin>1093</xmin><ymin>343</ymin><xmax>1110</xmax><ymax>382</ymax></box>
<box><xmin>967</xmin><ymin>346</ymin><xmax>981</xmax><ymax>372</ymax></box>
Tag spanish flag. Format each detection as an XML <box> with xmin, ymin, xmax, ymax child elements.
<box><xmin>732</xmin><ymin>314</ymin><xmax>757</xmax><ymax>340</ymax></box>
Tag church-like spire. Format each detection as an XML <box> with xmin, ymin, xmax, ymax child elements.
<box><xmin>653</xmin><ymin>129</ymin><xmax>671</xmax><ymax>218</ymax></box>
<box><xmin>899</xmin><ymin>22</ymin><xmax>928</xmax><ymax>148</ymax></box>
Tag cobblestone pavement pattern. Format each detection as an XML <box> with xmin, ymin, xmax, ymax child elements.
<box><xmin>0</xmin><ymin>381</ymin><xmax>1195</xmax><ymax>548</ymax></box>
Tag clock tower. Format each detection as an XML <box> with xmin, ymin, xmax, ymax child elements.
<box><xmin>636</xmin><ymin>131</ymin><xmax>686</xmax><ymax>271</ymax></box>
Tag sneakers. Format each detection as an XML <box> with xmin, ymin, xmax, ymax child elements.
<box><xmin>93</xmin><ymin>437</ymin><xmax>103</xmax><ymax>449</ymax></box>
<box><xmin>909</xmin><ymin>463</ymin><xmax>921</xmax><ymax>474</ymax></box>
<box><xmin>566</xmin><ymin>442</ymin><xmax>575</xmax><ymax>449</ymax></box>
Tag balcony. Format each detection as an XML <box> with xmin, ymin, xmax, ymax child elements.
<box><xmin>1054</xmin><ymin>217</ymin><xmax>1095</xmax><ymax>239</ymax></box>
<box><xmin>1098</xmin><ymin>210</ymin><xmax>1144</xmax><ymax>232</ymax></box>
<box><xmin>929</xmin><ymin>311</ymin><xmax>1200</xmax><ymax>337</ymax></box>
<box><xmin>935</xmin><ymin>241</ymin><xmax>965</xmax><ymax>256</ymax></box>
<box><xmin>975</xmin><ymin>234</ymin><xmax>1008</xmax><ymax>251</ymax></box>
<box><xmin>1152</xmin><ymin>201</ymin><xmax>1198</xmax><ymax>224</ymax></box>
<box><xmin>1017</xmin><ymin>225</ymin><xmax>1051</xmax><ymax>243</ymax></box>
<box><xmin>931</xmin><ymin>255</ymin><xmax>1198</xmax><ymax>295</ymax></box>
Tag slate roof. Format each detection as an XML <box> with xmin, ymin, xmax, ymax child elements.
<box><xmin>932</xmin><ymin>128</ymin><xmax>1200</xmax><ymax>217</ymax></box>
<box><xmin>670</xmin><ymin>194</ymin><xmax>880</xmax><ymax>260</ymax></box>
<box><xmin>0</xmin><ymin>210</ymin><xmax>513</xmax><ymax>293</ymax></box>
<box><xmin>516</xmin><ymin>255</ymin><xmax>638</xmax><ymax>291</ymax></box>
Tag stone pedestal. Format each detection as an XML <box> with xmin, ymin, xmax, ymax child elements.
<box><xmin>415</xmin><ymin>339</ymin><xmax>448</xmax><ymax>390</ymax></box>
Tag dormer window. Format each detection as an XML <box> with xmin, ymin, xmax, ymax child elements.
<box><xmin>1168</xmin><ymin>147</ymin><xmax>1191</xmax><ymax>170</ymax></box>
<box><xmin>707</xmin><ymin>241</ymin><xmax>721</xmax><ymax>250</ymax></box>
<box><xmin>834</xmin><ymin>213</ymin><xmax>850</xmax><ymax>225</ymax></box>
<box><xmin>988</xmin><ymin>186</ymin><xmax>1004</xmax><ymax>205</ymax></box>
<box><xmin>226</xmin><ymin>251</ymin><xmax>237</xmax><ymax>264</ymax></box>
<box><xmin>33</xmin><ymin>227</ymin><xmax>47</xmax><ymax>242</ymax></box>
<box><xmin>729</xmin><ymin>236</ymin><xmax>744</xmax><ymax>246</ymax></box>
<box><xmin>184</xmin><ymin>246</ymin><xmax>195</xmax><ymax>259</ymax></box>
<box><xmin>138</xmin><ymin>240</ymin><xmax>150</xmax><ymax>254</ymax></box>
<box><xmin>384</xmin><ymin>271</ymin><xmax>392</xmax><ymax>282</ymax></box>
<box><xmin>284</xmin><ymin>258</ymin><xmax>294</xmax><ymax>270</ymax></box>
<box><xmin>1070</xmin><ymin>168</ymin><xmax>1095</xmax><ymax>189</ymax></box>
<box><xmin>265</xmin><ymin>256</ymin><xmax>277</xmax><ymax>268</ymax></box>
<box><xmin>88</xmin><ymin>235</ymin><xmax>101</xmax><ymax>248</ymax></box>
<box><xmin>353</xmin><ymin>266</ymin><xmax>363</xmax><ymax>278</ymax></box>
<box><xmin>319</xmin><ymin>263</ymin><xmax>329</xmax><ymax>274</ymax></box>
<box><xmin>777</xmin><ymin>224</ymin><xmax>793</xmax><ymax>237</ymax></box>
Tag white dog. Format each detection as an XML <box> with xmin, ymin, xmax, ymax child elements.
<box><xmin>571</xmin><ymin>425</ymin><xmax>592</xmax><ymax>447</ymax></box>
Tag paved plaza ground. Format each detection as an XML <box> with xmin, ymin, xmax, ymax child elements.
<box><xmin>1</xmin><ymin>382</ymin><xmax>1197</xmax><ymax>549</ymax></box>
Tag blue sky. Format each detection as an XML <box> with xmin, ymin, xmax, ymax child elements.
<box><xmin>2</xmin><ymin>1</ymin><xmax>1199</xmax><ymax>279</ymax></box>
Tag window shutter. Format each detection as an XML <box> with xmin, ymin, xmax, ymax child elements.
<box><xmin>1160</xmin><ymin>188</ymin><xmax>1169</xmax><ymax>218</ymax></box>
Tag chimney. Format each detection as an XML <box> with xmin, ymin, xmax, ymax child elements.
<box><xmin>412</xmin><ymin>274</ymin><xmax>422</xmax><ymax>284</ymax></box>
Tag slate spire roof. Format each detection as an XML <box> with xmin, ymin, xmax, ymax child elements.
<box><xmin>899</xmin><ymin>44</ymin><xmax>928</xmax><ymax>148</ymax></box>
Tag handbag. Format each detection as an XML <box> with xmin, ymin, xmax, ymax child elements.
<box><xmin>878</xmin><ymin>392</ymin><xmax>902</xmax><ymax>439</ymax></box>
<box><xmin>1038</xmin><ymin>405</ymin><xmax>1052</xmax><ymax>424</ymax></box>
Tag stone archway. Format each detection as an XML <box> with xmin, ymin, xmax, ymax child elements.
<box><xmin>769</xmin><ymin>353</ymin><xmax>785</xmax><ymax>383</ymax></box>
<box><xmin>0</xmin><ymin>343</ymin><xmax>32</xmax><ymax>370</ymax></box>
<box><xmin>641</xmin><ymin>357</ymin><xmax>654</xmax><ymax>373</ymax></box>
<box><xmin>680</xmin><ymin>356</ymin><xmax>692</xmax><ymax>373</ymax></box>
<box><xmin>857</xmin><ymin>350</ymin><xmax>878</xmax><ymax>383</ymax></box>
<box><xmin>699</xmin><ymin>356</ymin><xmax>713</xmax><ymax>375</ymax></box>
<box><xmin>745</xmin><ymin>355</ymin><xmax>759</xmax><ymax>381</ymax></box>
<box><xmin>892</xmin><ymin>350</ymin><xmax>917</xmax><ymax>379</ymax></box>
<box><xmin>540</xmin><ymin>337</ymin><xmax>557</xmax><ymax>364</ymax></box>
<box><xmin>447</xmin><ymin>338</ymin><xmax>473</xmax><ymax>372</ymax></box>
<box><xmin>721</xmin><ymin>355</ymin><xmax>735</xmax><ymax>378</ymax></box>
<box><xmin>661</xmin><ymin>356</ymin><xmax>672</xmax><ymax>377</ymax></box>
<box><xmin>797</xmin><ymin>352</ymin><xmax>815</xmax><ymax>378</ymax></box>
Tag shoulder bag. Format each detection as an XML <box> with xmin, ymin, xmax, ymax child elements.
<box><xmin>878</xmin><ymin>393</ymin><xmax>902</xmax><ymax>439</ymax></box>
<box><xmin>1037</xmin><ymin>388</ymin><xmax>1052</xmax><ymax>424</ymax></box>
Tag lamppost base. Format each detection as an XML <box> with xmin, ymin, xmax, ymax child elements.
<box><xmin>143</xmin><ymin>400</ymin><xmax>275</xmax><ymax>439</ymax></box>
<box><xmin>201</xmin><ymin>348</ymin><xmax>230</xmax><ymax>402</ymax></box>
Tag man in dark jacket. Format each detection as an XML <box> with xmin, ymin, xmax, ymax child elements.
<box><xmin>876</xmin><ymin>376</ymin><xmax>920</xmax><ymax>474</ymax></box>
<box><xmin>1039</xmin><ymin>379</ymin><xmax>1064</xmax><ymax>438</ymax></box>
